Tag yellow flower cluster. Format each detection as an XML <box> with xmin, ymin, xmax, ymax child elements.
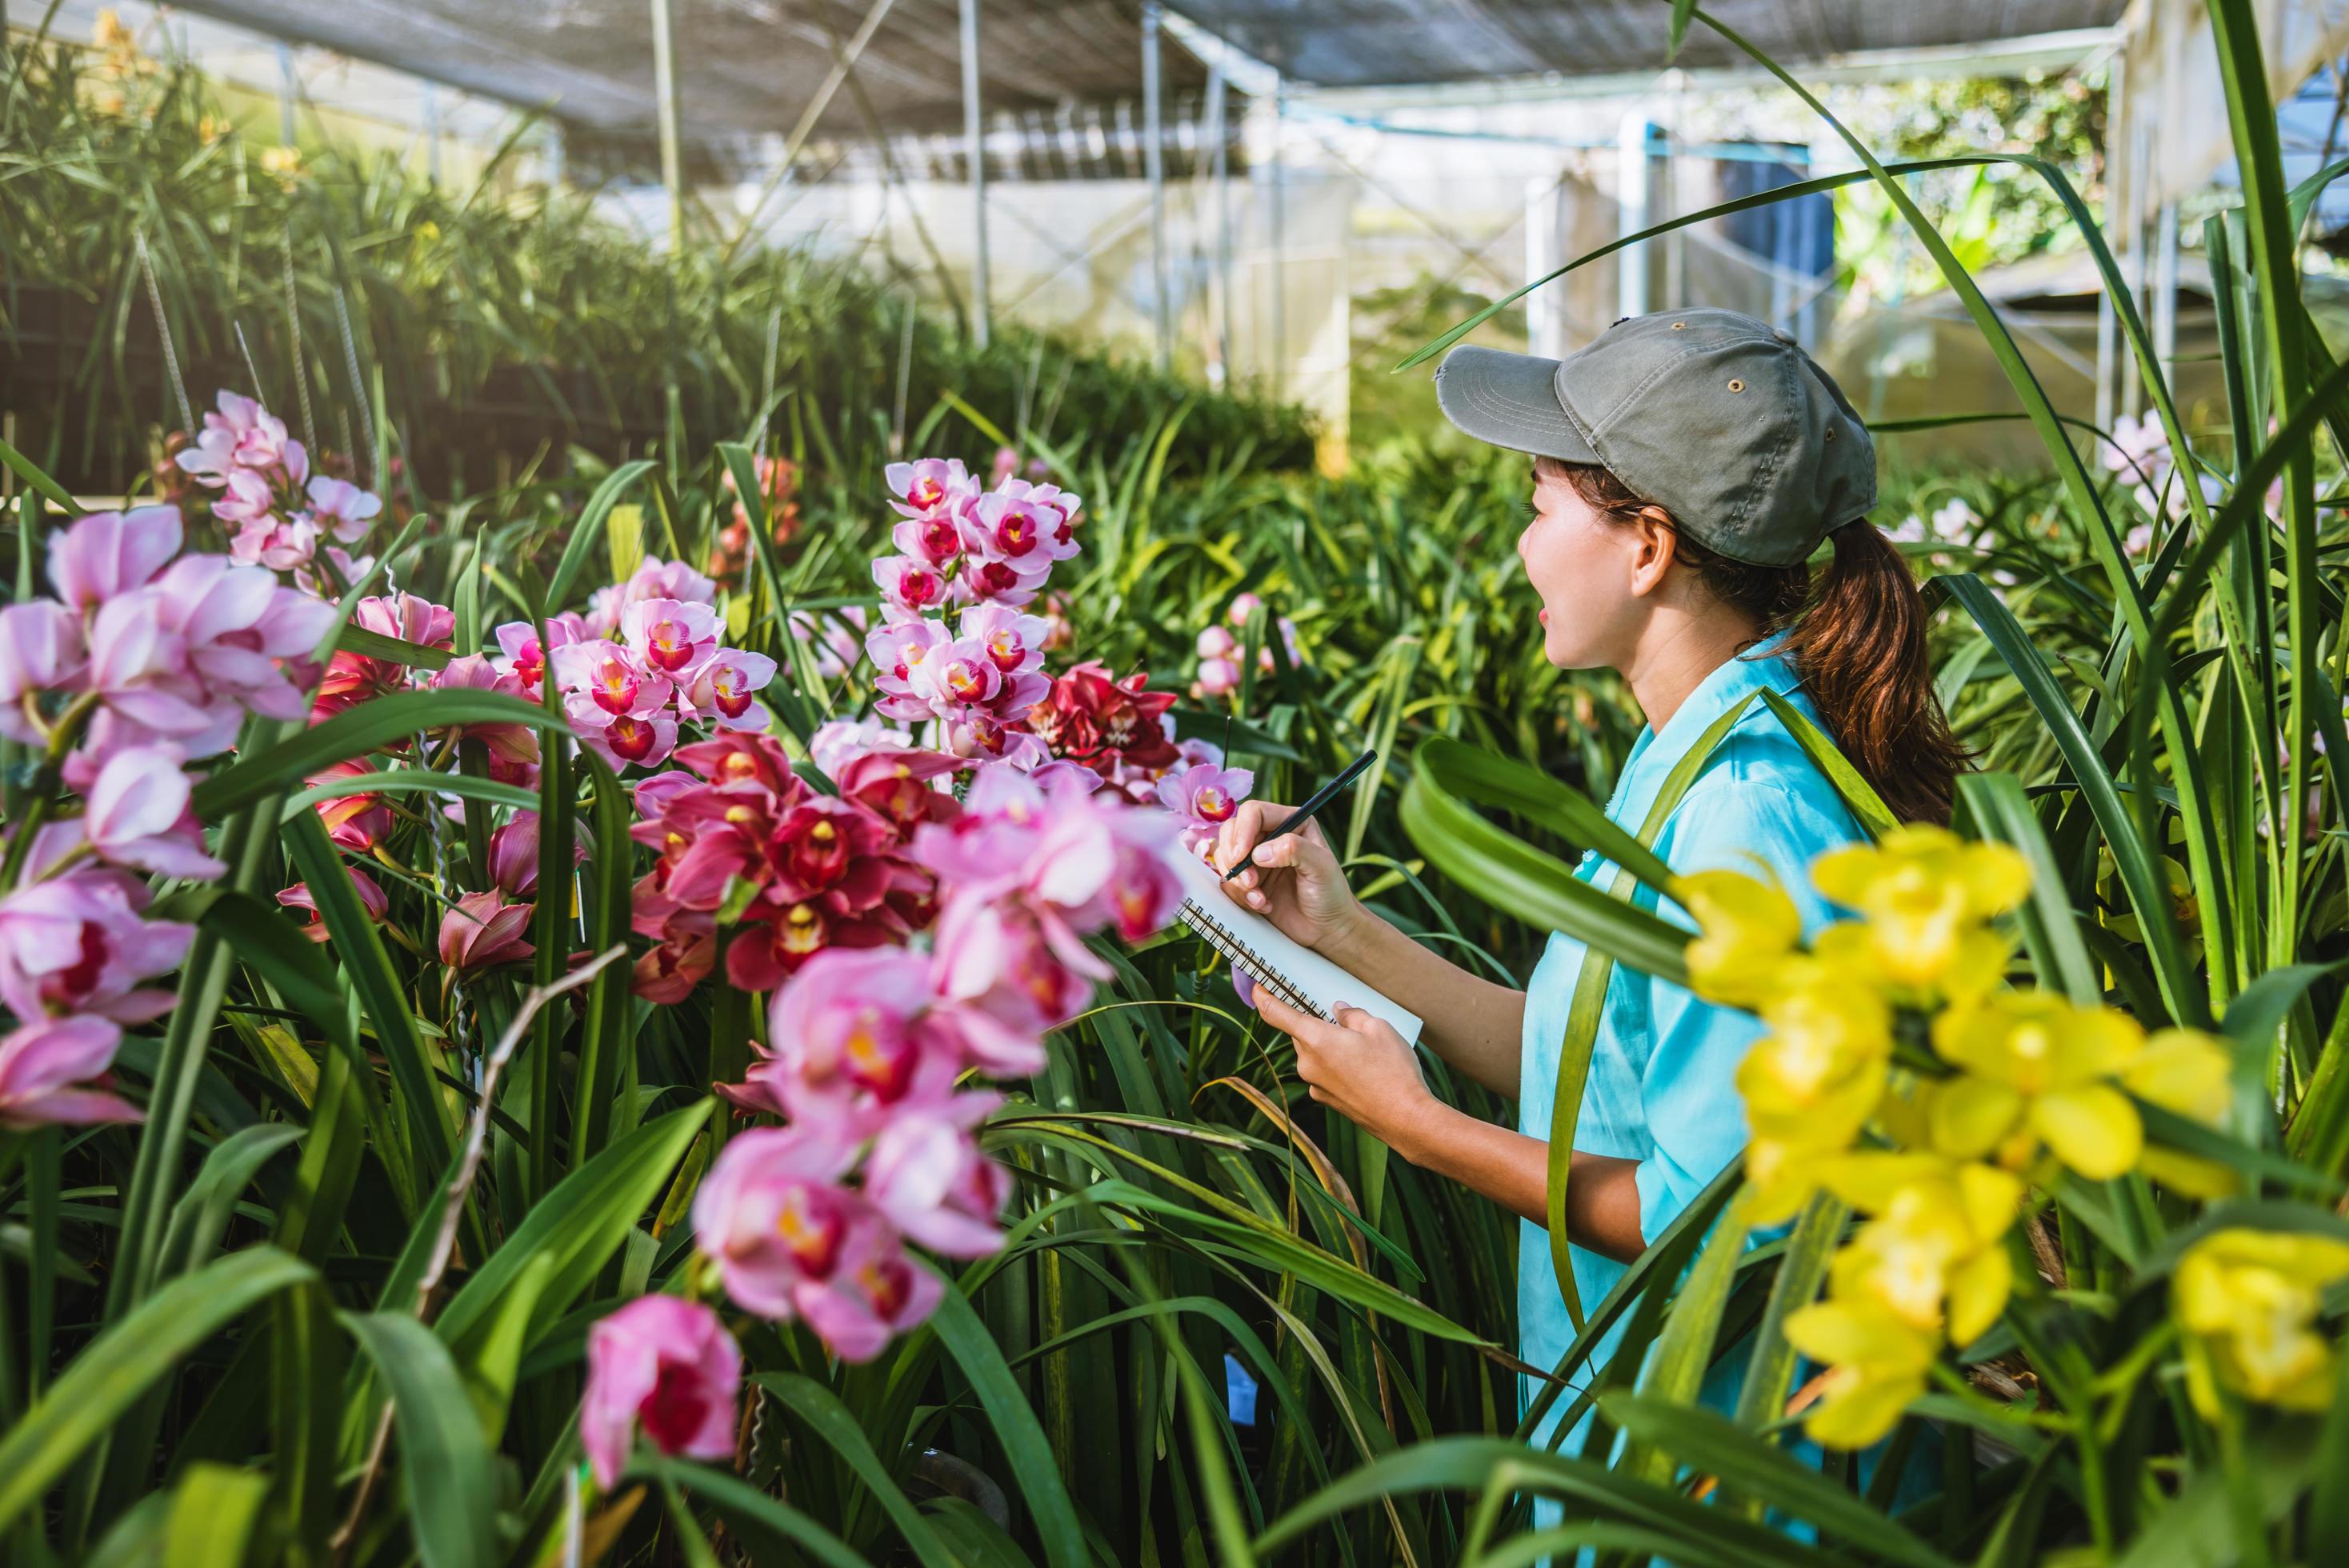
<box><xmin>2173</xmin><ymin>1229</ymin><xmax>2349</xmax><ymax>1417</ymax></box>
<box><xmin>1677</xmin><ymin>825</ymin><xmax>2238</xmax><ymax>1447</ymax></box>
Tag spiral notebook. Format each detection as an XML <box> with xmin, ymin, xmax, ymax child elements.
<box><xmin>1168</xmin><ymin>846</ymin><xmax>1424</xmax><ymax>1046</ymax></box>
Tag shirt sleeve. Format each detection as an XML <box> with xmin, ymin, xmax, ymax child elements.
<box><xmin>1630</xmin><ymin>774</ymin><xmax>1853</xmax><ymax>1245</ymax></box>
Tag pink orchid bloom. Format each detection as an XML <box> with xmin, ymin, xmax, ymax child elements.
<box><xmin>306</xmin><ymin>760</ymin><xmax>394</xmax><ymax>852</ymax></box>
<box><xmin>1226</xmin><ymin>592</ymin><xmax>1264</xmax><ymax>625</ymax></box>
<box><xmin>925</xmin><ymin>897</ymin><xmax>1083</xmax><ymax>1072</ymax></box>
<box><xmin>0</xmin><ymin>1015</ymin><xmax>142</xmax><ymax>1130</ymax></box>
<box><xmin>883</xmin><ymin>457</ymin><xmax>974</xmax><ymax>518</ymax></box>
<box><xmin>1191</xmin><ymin>657</ymin><xmax>1240</xmax><ymax>699</ymax></box>
<box><xmin>990</xmin><ymin>446</ymin><xmax>1021</xmax><ymax>485</ymax></box>
<box><xmin>82</xmin><ymin>743</ymin><xmax>226</xmax><ymax>879</ymax></box>
<box><xmin>910</xmin><ymin>638</ymin><xmax>1005</xmax><ymax>718</ymax></box>
<box><xmin>49</xmin><ymin>506</ymin><xmax>183</xmax><ymax>610</ymax></box>
<box><xmin>965</xmin><ymin>490</ymin><xmax>1077</xmax><ymax>570</ymax></box>
<box><xmin>808</xmin><ymin>717</ymin><xmax>915</xmax><ymax>780</ymax></box>
<box><xmin>490</xmin><ymin>614</ymin><xmax>588</xmax><ymax>697</ymax></box>
<box><xmin>959</xmin><ymin>602</ymin><xmax>1048</xmax><ymax>682</ymax></box>
<box><xmin>866</xmin><ymin>617</ymin><xmax>950</xmax><ymax>719</ymax></box>
<box><xmin>581</xmin><ymin>1295</ymin><xmax>742</xmax><ymax>1489</ymax></box>
<box><xmin>569</xmin><ymin>706</ymin><xmax>680</xmax><ymax>773</ymax></box>
<box><xmin>115</xmin><ymin>556</ymin><xmax>336</xmax><ymax>749</ymax></box>
<box><xmin>1195</xmin><ymin>624</ymin><xmax>1237</xmax><ymax>660</ymax></box>
<box><xmin>754</xmin><ymin>946</ymin><xmax>960</xmax><ymax>1129</ymax></box>
<box><xmin>621</xmin><ymin>597</ymin><xmax>721</xmax><ymax>678</ymax></box>
<box><xmin>836</xmin><ymin>749</ymin><xmax>962</xmax><ymax>840</ymax></box>
<box><xmin>0</xmin><ymin>602</ymin><xmax>86</xmax><ymax>743</ymax></box>
<box><xmin>174</xmin><ymin>391</ymin><xmax>286</xmax><ymax>483</ymax></box>
<box><xmin>991</xmin><ymin>477</ymin><xmax>1082</xmax><ymax>550</ymax></box>
<box><xmin>553</xmin><ymin>640</ymin><xmax>671</xmax><ymax>720</ymax></box>
<box><xmin>437</xmin><ymin>890</ymin><xmax>535</xmax><ymax>972</ymax></box>
<box><xmin>689</xmin><ymin>1124</ymin><xmax>862</xmax><ymax>1319</ymax></box>
<box><xmin>586</xmin><ymin>557</ymin><xmax>718</xmax><ymax>638</ymax></box>
<box><xmin>488</xmin><ymin>810</ymin><xmax>587</xmax><ymax>896</ymax></box>
<box><xmin>866</xmin><ymin>1092</ymin><xmax>1011</xmax><ymax>1258</ymax></box>
<box><xmin>0</xmin><ymin>870</ymin><xmax>193</xmax><ymax>1023</ymax></box>
<box><xmin>790</xmin><ymin>1209</ymin><xmax>944</xmax><ymax>1362</ymax></box>
<box><xmin>1155</xmin><ymin>761</ymin><xmax>1254</xmax><ymax>833</ymax></box>
<box><xmin>890</xmin><ymin>511</ymin><xmax>968</xmax><ymax>570</ymax></box>
<box><xmin>213</xmin><ymin>467</ymin><xmax>279</xmax><ymax>530</ymax></box>
<box><xmin>674</xmin><ymin>730</ymin><xmax>802</xmax><ymax>794</ymax></box>
<box><xmin>275</xmin><ymin>866</ymin><xmax>390</xmax><ymax>941</ymax></box>
<box><xmin>304</xmin><ymin>477</ymin><xmax>382</xmax><ymax>544</ymax></box>
<box><xmin>227</xmin><ymin>511</ymin><xmax>320</xmax><ymax>573</ymax></box>
<box><xmin>873</xmin><ymin>555</ymin><xmax>947</xmax><ymax>617</ymax></box>
<box><xmin>631</xmin><ymin>911</ymin><xmax>715</xmax><ymax>1002</ymax></box>
<box><xmin>353</xmin><ymin>592</ymin><xmax>455</xmax><ymax>651</ymax></box>
<box><xmin>956</xmin><ymin>552</ymin><xmax>1050</xmax><ymax>610</ymax></box>
<box><xmin>788</xmin><ymin>606</ymin><xmax>865</xmax><ymax>679</ymax></box>
<box><xmin>681</xmin><ymin>649</ymin><xmax>778</xmax><ymax>731</ymax></box>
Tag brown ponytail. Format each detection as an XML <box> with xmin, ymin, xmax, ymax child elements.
<box><xmin>1542</xmin><ymin>456</ymin><xmax>1967</xmax><ymax>825</ymax></box>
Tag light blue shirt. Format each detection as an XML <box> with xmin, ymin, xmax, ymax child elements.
<box><xmin>1516</xmin><ymin>636</ymin><xmax>1859</xmax><ymax>1465</ymax></box>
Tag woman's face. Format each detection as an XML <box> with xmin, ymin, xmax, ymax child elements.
<box><xmin>1517</xmin><ymin>464</ymin><xmax>1654</xmax><ymax>670</ymax></box>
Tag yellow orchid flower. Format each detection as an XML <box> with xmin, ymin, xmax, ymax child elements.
<box><xmin>1737</xmin><ymin>977</ymin><xmax>1893</xmax><ymax>1132</ymax></box>
<box><xmin>1927</xmin><ymin>994</ymin><xmax>2147</xmax><ymax>1180</ymax></box>
<box><xmin>1826</xmin><ymin>1162</ymin><xmax>2020</xmax><ymax>1347</ymax></box>
<box><xmin>1678</xmin><ymin>867</ymin><xmax>1803</xmax><ymax>1010</ymax></box>
<box><xmin>1783</xmin><ymin>1296</ymin><xmax>1941</xmax><ymax>1449</ymax></box>
<box><xmin>2173</xmin><ymin>1228</ymin><xmax>2349</xmax><ymax>1418</ymax></box>
<box><xmin>1811</xmin><ymin>826</ymin><xmax>2028</xmax><ymax>999</ymax></box>
<box><xmin>2125</xmin><ymin>1028</ymin><xmax>2239</xmax><ymax>1198</ymax></box>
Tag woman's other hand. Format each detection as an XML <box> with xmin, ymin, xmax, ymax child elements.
<box><xmin>1211</xmin><ymin>799</ymin><xmax>1365</xmax><ymax>954</ymax></box>
<box><xmin>1254</xmin><ymin>991</ymin><xmax>1431</xmax><ymax>1149</ymax></box>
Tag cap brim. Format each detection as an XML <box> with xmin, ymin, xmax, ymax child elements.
<box><xmin>1433</xmin><ymin>344</ymin><xmax>1600</xmax><ymax>465</ymax></box>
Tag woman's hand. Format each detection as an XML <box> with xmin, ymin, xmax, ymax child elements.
<box><xmin>1253</xmin><ymin>990</ymin><xmax>1432</xmax><ymax>1151</ymax></box>
<box><xmin>1211</xmin><ymin>799</ymin><xmax>1367</xmax><ymax>955</ymax></box>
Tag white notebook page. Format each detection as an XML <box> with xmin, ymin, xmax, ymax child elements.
<box><xmin>1167</xmin><ymin>844</ymin><xmax>1424</xmax><ymax>1046</ymax></box>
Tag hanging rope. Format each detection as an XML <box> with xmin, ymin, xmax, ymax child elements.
<box><xmin>282</xmin><ymin>235</ymin><xmax>318</xmax><ymax>454</ymax></box>
<box><xmin>134</xmin><ymin>231</ymin><xmax>194</xmax><ymax>434</ymax></box>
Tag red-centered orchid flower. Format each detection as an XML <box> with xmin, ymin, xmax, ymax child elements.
<box><xmin>438</xmin><ymin>889</ymin><xmax>534</xmax><ymax>973</ymax></box>
<box><xmin>1027</xmin><ymin>660</ymin><xmax>1179</xmax><ymax>773</ymax></box>
<box><xmin>276</xmin><ymin>865</ymin><xmax>390</xmax><ymax>941</ymax></box>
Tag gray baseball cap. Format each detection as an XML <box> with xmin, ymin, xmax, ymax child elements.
<box><xmin>1433</xmin><ymin>308</ymin><xmax>1875</xmax><ymax>568</ymax></box>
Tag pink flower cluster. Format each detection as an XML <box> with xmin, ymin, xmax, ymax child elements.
<box><xmin>173</xmin><ymin>390</ymin><xmax>382</xmax><ymax>582</ymax></box>
<box><xmin>871</xmin><ymin>458</ymin><xmax>1082</xmax><ymax>617</ymax></box>
<box><xmin>1191</xmin><ymin>592</ymin><xmax>1303</xmax><ymax>700</ymax></box>
<box><xmin>0</xmin><ymin>499</ymin><xmax>334</xmax><ymax>1130</ymax></box>
<box><xmin>517</xmin><ymin>558</ymin><xmax>777</xmax><ymax>773</ymax></box>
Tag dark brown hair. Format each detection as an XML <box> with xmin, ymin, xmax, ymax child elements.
<box><xmin>1537</xmin><ymin>455</ymin><xmax>1967</xmax><ymax>825</ymax></box>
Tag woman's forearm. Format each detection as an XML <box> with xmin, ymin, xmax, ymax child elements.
<box><xmin>1387</xmin><ymin>1097</ymin><xmax>1646</xmax><ymax>1264</ymax></box>
<box><xmin>1319</xmin><ymin>912</ymin><xmax>1527</xmax><ymax>1097</ymax></box>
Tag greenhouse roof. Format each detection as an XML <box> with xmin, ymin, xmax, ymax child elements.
<box><xmin>1174</xmin><ymin>0</ymin><xmax>2131</xmax><ymax>89</ymax></box>
<box><xmin>170</xmin><ymin>0</ymin><xmax>1214</xmax><ymax>141</ymax></box>
<box><xmin>170</xmin><ymin>0</ymin><xmax>2125</xmax><ymax>146</ymax></box>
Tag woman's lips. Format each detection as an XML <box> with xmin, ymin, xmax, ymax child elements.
<box><xmin>1539</xmin><ymin>608</ymin><xmax>1550</xmax><ymax>624</ymax></box>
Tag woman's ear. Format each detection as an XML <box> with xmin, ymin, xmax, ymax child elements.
<box><xmin>1625</xmin><ymin>507</ymin><xmax>1679</xmax><ymax>598</ymax></box>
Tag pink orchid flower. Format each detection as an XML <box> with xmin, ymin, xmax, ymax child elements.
<box><xmin>0</xmin><ymin>602</ymin><xmax>86</xmax><ymax>743</ymax></box>
<box><xmin>958</xmin><ymin>602</ymin><xmax>1048</xmax><ymax>682</ymax></box>
<box><xmin>865</xmin><ymin>1092</ymin><xmax>1011</xmax><ymax>1258</ymax></box>
<box><xmin>1155</xmin><ymin>761</ymin><xmax>1254</xmax><ymax>833</ymax></box>
<box><xmin>490</xmin><ymin>614</ymin><xmax>588</xmax><ymax>698</ymax></box>
<box><xmin>174</xmin><ymin>391</ymin><xmax>294</xmax><ymax>484</ymax></box>
<box><xmin>991</xmin><ymin>478</ymin><xmax>1082</xmax><ymax>550</ymax></box>
<box><xmin>689</xmin><ymin>1124</ymin><xmax>862</xmax><ymax>1320</ymax></box>
<box><xmin>621</xmin><ymin>597</ymin><xmax>721</xmax><ymax>678</ymax></box>
<box><xmin>306</xmin><ymin>761</ymin><xmax>394</xmax><ymax>853</ymax></box>
<box><xmin>883</xmin><ymin>457</ymin><xmax>974</xmax><ymax>518</ymax></box>
<box><xmin>890</xmin><ymin>511</ymin><xmax>968</xmax><ymax>570</ymax></box>
<box><xmin>586</xmin><ymin>557</ymin><xmax>718</xmax><ymax>638</ymax></box>
<box><xmin>791</xmin><ymin>1209</ymin><xmax>944</xmax><ymax>1362</ymax></box>
<box><xmin>553</xmin><ymin>640</ymin><xmax>671</xmax><ymax>720</ymax></box>
<box><xmin>808</xmin><ymin>717</ymin><xmax>915</xmax><ymax>780</ymax></box>
<box><xmin>867</xmin><ymin>617</ymin><xmax>950</xmax><ymax>720</ymax></box>
<box><xmin>275</xmin><ymin>866</ymin><xmax>390</xmax><ymax>941</ymax></box>
<box><xmin>965</xmin><ymin>490</ymin><xmax>1076</xmax><ymax>570</ymax></box>
<box><xmin>437</xmin><ymin>890</ymin><xmax>535</xmax><ymax>972</ymax></box>
<box><xmin>873</xmin><ymin>555</ymin><xmax>946</xmax><ymax>617</ymax></box>
<box><xmin>0</xmin><ymin>1015</ymin><xmax>142</xmax><ymax>1130</ymax></box>
<box><xmin>0</xmin><ymin>871</ymin><xmax>192</xmax><ymax>1023</ymax></box>
<box><xmin>49</xmin><ymin>506</ymin><xmax>182</xmax><ymax>610</ymax></box>
<box><xmin>227</xmin><ymin>512</ymin><xmax>320</xmax><ymax>573</ymax></box>
<box><xmin>910</xmin><ymin>638</ymin><xmax>1004</xmax><ymax>718</ymax></box>
<box><xmin>631</xmin><ymin>911</ymin><xmax>715</xmax><ymax>1002</ymax></box>
<box><xmin>1195</xmin><ymin>624</ymin><xmax>1237</xmax><ymax>661</ymax></box>
<box><xmin>569</xmin><ymin>706</ymin><xmax>680</xmax><ymax>773</ymax></box>
<box><xmin>755</xmin><ymin>946</ymin><xmax>960</xmax><ymax>1129</ymax></box>
<box><xmin>1191</xmin><ymin>657</ymin><xmax>1240</xmax><ymax>699</ymax></box>
<box><xmin>304</xmin><ymin>477</ymin><xmax>382</xmax><ymax>544</ymax></box>
<box><xmin>580</xmin><ymin>1295</ymin><xmax>742</xmax><ymax>1489</ymax></box>
<box><xmin>925</xmin><ymin>897</ymin><xmax>1082</xmax><ymax>1073</ymax></box>
<box><xmin>487</xmin><ymin>810</ymin><xmax>587</xmax><ymax>897</ymax></box>
<box><xmin>214</xmin><ymin>468</ymin><xmax>279</xmax><ymax>530</ymax></box>
<box><xmin>681</xmin><ymin>649</ymin><xmax>778</xmax><ymax>731</ymax></box>
<box><xmin>82</xmin><ymin>743</ymin><xmax>226</xmax><ymax>879</ymax></box>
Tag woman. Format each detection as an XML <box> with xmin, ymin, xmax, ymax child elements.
<box><xmin>1214</xmin><ymin>309</ymin><xmax>1967</xmax><ymax>1479</ymax></box>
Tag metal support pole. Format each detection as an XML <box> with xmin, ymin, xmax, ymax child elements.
<box><xmin>276</xmin><ymin>41</ymin><xmax>297</xmax><ymax>145</ymax></box>
<box><xmin>960</xmin><ymin>0</ymin><xmax>990</xmax><ymax>346</ymax></box>
<box><xmin>2153</xmin><ymin>199</ymin><xmax>2180</xmax><ymax>392</ymax></box>
<box><xmin>1142</xmin><ymin>1</ymin><xmax>1169</xmax><ymax>371</ymax></box>
<box><xmin>423</xmin><ymin>81</ymin><xmax>442</xmax><ymax>184</ymax></box>
<box><xmin>1210</xmin><ymin>53</ymin><xmax>1232</xmax><ymax>385</ymax></box>
<box><xmin>650</xmin><ymin>0</ymin><xmax>684</xmax><ymax>250</ymax></box>
<box><xmin>1271</xmin><ymin>80</ymin><xmax>1287</xmax><ymax>398</ymax></box>
<box><xmin>1525</xmin><ymin>175</ymin><xmax>1560</xmax><ymax>358</ymax></box>
<box><xmin>1616</xmin><ymin>111</ymin><xmax>1651</xmax><ymax>320</ymax></box>
<box><xmin>2095</xmin><ymin>50</ymin><xmax>2127</xmax><ymax>432</ymax></box>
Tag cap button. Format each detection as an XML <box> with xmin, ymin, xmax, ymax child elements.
<box><xmin>1771</xmin><ymin>326</ymin><xmax>1798</xmax><ymax>346</ymax></box>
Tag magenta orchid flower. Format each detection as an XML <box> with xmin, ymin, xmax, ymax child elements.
<box><xmin>790</xmin><ymin>1209</ymin><xmax>944</xmax><ymax>1361</ymax></box>
<box><xmin>487</xmin><ymin>810</ymin><xmax>587</xmax><ymax>897</ymax></box>
<box><xmin>437</xmin><ymin>890</ymin><xmax>535</xmax><ymax>972</ymax></box>
<box><xmin>227</xmin><ymin>512</ymin><xmax>320</xmax><ymax>573</ymax></box>
<box><xmin>1155</xmin><ymin>761</ymin><xmax>1254</xmax><ymax>834</ymax></box>
<box><xmin>621</xmin><ymin>597</ymin><xmax>721</xmax><ymax>678</ymax></box>
<box><xmin>883</xmin><ymin>457</ymin><xmax>974</xmax><ymax>518</ymax></box>
<box><xmin>808</xmin><ymin>717</ymin><xmax>915</xmax><ymax>779</ymax></box>
<box><xmin>680</xmin><ymin>649</ymin><xmax>778</xmax><ymax>730</ymax></box>
<box><xmin>0</xmin><ymin>602</ymin><xmax>86</xmax><ymax>742</ymax></box>
<box><xmin>867</xmin><ymin>617</ymin><xmax>950</xmax><ymax>720</ymax></box>
<box><xmin>568</xmin><ymin>706</ymin><xmax>681</xmax><ymax>772</ymax></box>
<box><xmin>959</xmin><ymin>602</ymin><xmax>1048</xmax><ymax>682</ymax></box>
<box><xmin>213</xmin><ymin>468</ymin><xmax>278</xmax><ymax>530</ymax></box>
<box><xmin>0</xmin><ymin>1015</ymin><xmax>143</xmax><ymax>1130</ymax></box>
<box><xmin>304</xmin><ymin>477</ymin><xmax>382</xmax><ymax>544</ymax></box>
<box><xmin>174</xmin><ymin>391</ymin><xmax>290</xmax><ymax>484</ymax></box>
<box><xmin>553</xmin><ymin>640</ymin><xmax>672</xmax><ymax>720</ymax></box>
<box><xmin>865</xmin><ymin>1092</ymin><xmax>1011</xmax><ymax>1258</ymax></box>
<box><xmin>490</xmin><ymin>614</ymin><xmax>588</xmax><ymax>697</ymax></box>
<box><xmin>49</xmin><ymin>506</ymin><xmax>182</xmax><ymax>610</ymax></box>
<box><xmin>1191</xmin><ymin>657</ymin><xmax>1239</xmax><ymax>698</ymax></box>
<box><xmin>275</xmin><ymin>866</ymin><xmax>390</xmax><ymax>941</ymax></box>
<box><xmin>580</xmin><ymin>1296</ymin><xmax>742</xmax><ymax>1489</ymax></box>
<box><xmin>689</xmin><ymin>1124</ymin><xmax>862</xmax><ymax>1320</ymax></box>
<box><xmin>891</xmin><ymin>510</ymin><xmax>968</xmax><ymax>570</ymax></box>
<box><xmin>0</xmin><ymin>871</ymin><xmax>192</xmax><ymax>1023</ymax></box>
<box><xmin>873</xmin><ymin>555</ymin><xmax>947</xmax><ymax>616</ymax></box>
<box><xmin>751</xmin><ymin>946</ymin><xmax>961</xmax><ymax>1130</ymax></box>
<box><xmin>586</xmin><ymin>557</ymin><xmax>718</xmax><ymax>638</ymax></box>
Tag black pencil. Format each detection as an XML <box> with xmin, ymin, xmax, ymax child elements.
<box><xmin>1220</xmin><ymin>748</ymin><xmax>1379</xmax><ymax>882</ymax></box>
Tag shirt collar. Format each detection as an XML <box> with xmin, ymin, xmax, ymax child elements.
<box><xmin>1609</xmin><ymin>630</ymin><xmax>1803</xmax><ymax>824</ymax></box>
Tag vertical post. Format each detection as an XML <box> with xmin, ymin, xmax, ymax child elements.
<box><xmin>2153</xmin><ymin>199</ymin><xmax>2180</xmax><ymax>390</ymax></box>
<box><xmin>423</xmin><ymin>81</ymin><xmax>442</xmax><ymax>184</ymax></box>
<box><xmin>1524</xmin><ymin>175</ymin><xmax>1560</xmax><ymax>358</ymax></box>
<box><xmin>1616</xmin><ymin>111</ymin><xmax>1651</xmax><ymax>319</ymax></box>
<box><xmin>545</xmin><ymin>121</ymin><xmax>567</xmax><ymax>191</ymax></box>
<box><xmin>2123</xmin><ymin>118</ymin><xmax>2148</xmax><ymax>419</ymax></box>
<box><xmin>1142</xmin><ymin>1</ymin><xmax>1169</xmax><ymax>371</ymax></box>
<box><xmin>2095</xmin><ymin>50</ymin><xmax>2127</xmax><ymax>432</ymax></box>
<box><xmin>1210</xmin><ymin>50</ymin><xmax>1233</xmax><ymax>384</ymax></box>
<box><xmin>1271</xmin><ymin>79</ymin><xmax>1287</xmax><ymax>398</ymax></box>
<box><xmin>960</xmin><ymin>0</ymin><xmax>990</xmax><ymax>346</ymax></box>
<box><xmin>276</xmin><ymin>41</ymin><xmax>297</xmax><ymax>145</ymax></box>
<box><xmin>650</xmin><ymin>0</ymin><xmax>684</xmax><ymax>250</ymax></box>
